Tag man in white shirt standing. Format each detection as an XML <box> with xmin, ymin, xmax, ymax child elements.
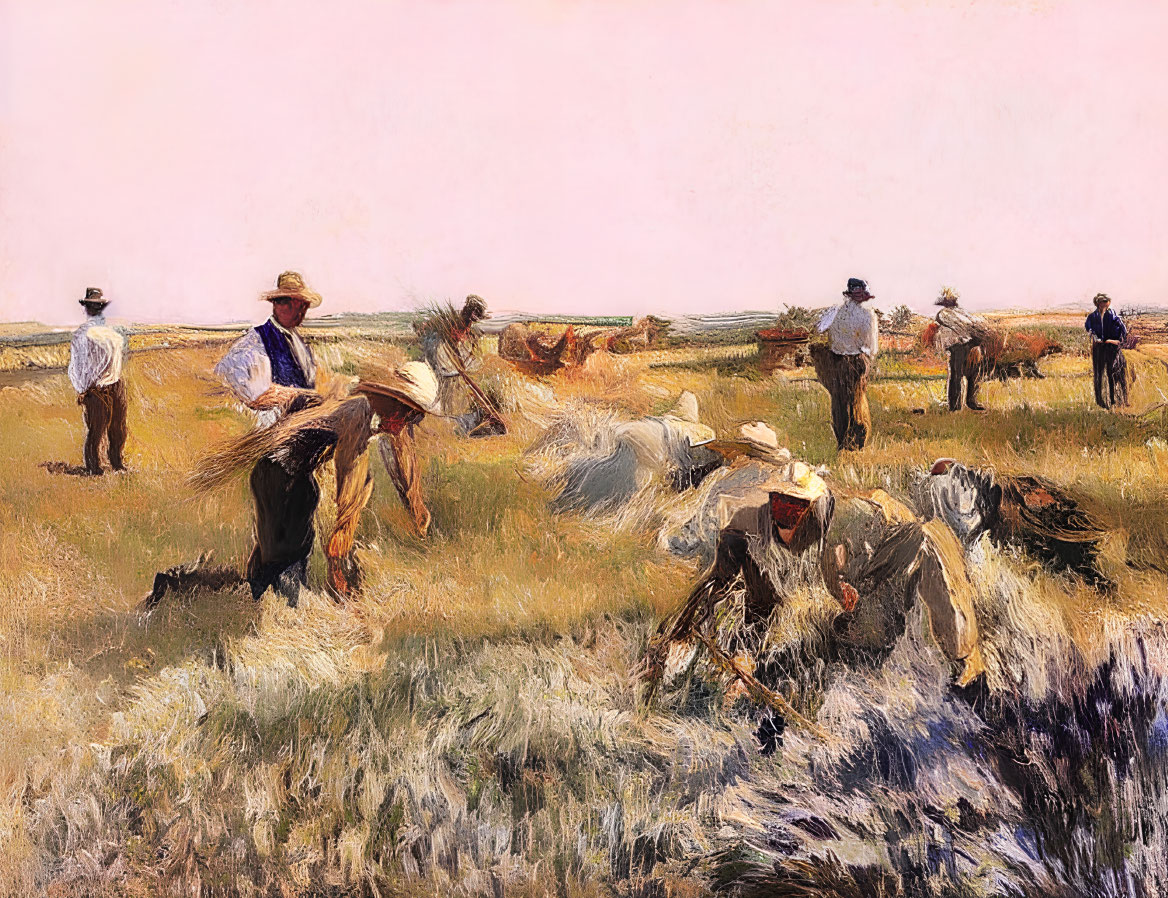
<box><xmin>812</xmin><ymin>277</ymin><xmax>879</xmax><ymax>451</ymax></box>
<box><xmin>67</xmin><ymin>287</ymin><xmax>128</xmax><ymax>475</ymax></box>
<box><xmin>214</xmin><ymin>271</ymin><xmax>374</xmax><ymax>605</ymax></box>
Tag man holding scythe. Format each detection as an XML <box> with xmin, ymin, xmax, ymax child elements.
<box><xmin>416</xmin><ymin>294</ymin><xmax>506</xmax><ymax>436</ymax></box>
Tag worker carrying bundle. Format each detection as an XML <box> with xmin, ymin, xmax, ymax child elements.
<box><xmin>929</xmin><ymin>286</ymin><xmax>1004</xmax><ymax>412</ymax></box>
<box><xmin>415</xmin><ymin>295</ymin><xmax>505</xmax><ymax>435</ymax></box>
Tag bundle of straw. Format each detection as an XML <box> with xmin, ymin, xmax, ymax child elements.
<box><xmin>415</xmin><ymin>301</ymin><xmax>483</xmax><ymax>360</ymax></box>
<box><xmin>189</xmin><ymin>396</ymin><xmax>355</xmax><ymax>493</ymax></box>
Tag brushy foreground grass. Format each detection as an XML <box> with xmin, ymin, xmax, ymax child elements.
<box><xmin>2</xmin><ymin>331</ymin><xmax>1168</xmax><ymax>896</ymax></box>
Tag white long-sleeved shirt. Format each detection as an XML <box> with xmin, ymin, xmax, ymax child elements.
<box><xmin>214</xmin><ymin>318</ymin><xmax>316</xmax><ymax>428</ymax></box>
<box><xmin>67</xmin><ymin>315</ymin><xmax>125</xmax><ymax>392</ymax></box>
<box><xmin>817</xmin><ymin>300</ymin><xmax>878</xmax><ymax>357</ymax></box>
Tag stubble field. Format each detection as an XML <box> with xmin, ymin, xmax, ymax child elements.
<box><xmin>2</xmin><ymin>319</ymin><xmax>1168</xmax><ymax>897</ymax></box>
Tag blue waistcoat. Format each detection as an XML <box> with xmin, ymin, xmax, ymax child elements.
<box><xmin>255</xmin><ymin>320</ymin><xmax>312</xmax><ymax>388</ymax></box>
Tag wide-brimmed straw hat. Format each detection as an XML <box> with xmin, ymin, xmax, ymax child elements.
<box><xmin>705</xmin><ymin>421</ymin><xmax>793</xmax><ymax>463</ymax></box>
<box><xmin>78</xmin><ymin>287</ymin><xmax>109</xmax><ymax>309</ymax></box>
<box><xmin>260</xmin><ymin>271</ymin><xmax>322</xmax><ymax>309</ymax></box>
<box><xmin>777</xmin><ymin>460</ymin><xmax>829</xmax><ymax>502</ymax></box>
<box><xmin>355</xmin><ymin>361</ymin><xmax>441</xmax><ymax>416</ymax></box>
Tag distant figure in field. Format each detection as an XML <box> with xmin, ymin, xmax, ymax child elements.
<box><xmin>67</xmin><ymin>287</ymin><xmax>128</xmax><ymax>475</ymax></box>
<box><xmin>812</xmin><ymin>277</ymin><xmax>878</xmax><ymax>451</ymax></box>
<box><xmin>214</xmin><ymin>271</ymin><xmax>374</xmax><ymax>603</ymax></box>
<box><xmin>1085</xmin><ymin>293</ymin><xmax>1128</xmax><ymax>410</ymax></box>
<box><xmin>932</xmin><ymin>287</ymin><xmax>1002</xmax><ymax>412</ymax></box>
<box><xmin>416</xmin><ymin>295</ymin><xmax>487</xmax><ymax>412</ymax></box>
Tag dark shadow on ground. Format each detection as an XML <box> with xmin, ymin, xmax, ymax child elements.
<box><xmin>40</xmin><ymin>460</ymin><xmax>96</xmax><ymax>476</ymax></box>
<box><xmin>40</xmin><ymin>584</ymin><xmax>262</xmax><ymax>688</ymax></box>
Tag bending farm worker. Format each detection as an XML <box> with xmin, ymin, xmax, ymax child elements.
<box><xmin>356</xmin><ymin>361</ymin><xmax>443</xmax><ymax>538</ymax></box>
<box><xmin>932</xmin><ymin>286</ymin><xmax>1002</xmax><ymax>412</ymax></box>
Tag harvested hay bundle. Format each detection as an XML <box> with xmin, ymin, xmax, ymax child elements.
<box><xmin>414</xmin><ymin>299</ymin><xmax>484</xmax><ymax>355</ymax></box>
<box><xmin>997</xmin><ymin>474</ymin><xmax>1111</xmax><ymax>589</ymax></box>
<box><xmin>141</xmin><ymin>553</ymin><xmax>246</xmax><ymax>611</ymax></box>
<box><xmin>915</xmin><ymin>461</ymin><xmax>1113</xmax><ymax>590</ymax></box>
<box><xmin>605</xmin><ymin>316</ymin><xmax>670</xmax><ymax>353</ymax></box>
<box><xmin>189</xmin><ymin>393</ymin><xmax>373</xmax><ymax>493</ymax></box>
<box><xmin>498</xmin><ymin>322</ymin><xmax>603</xmax><ymax>375</ymax></box>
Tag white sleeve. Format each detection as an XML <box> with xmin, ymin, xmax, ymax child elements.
<box><xmin>67</xmin><ymin>333</ymin><xmax>90</xmax><ymax>392</ymax></box>
<box><xmin>214</xmin><ymin>330</ymin><xmax>272</xmax><ymax>403</ymax></box>
<box><xmin>864</xmin><ymin>310</ymin><xmax>879</xmax><ymax>358</ymax></box>
<box><xmin>816</xmin><ymin>305</ymin><xmax>839</xmax><ymax>333</ymax></box>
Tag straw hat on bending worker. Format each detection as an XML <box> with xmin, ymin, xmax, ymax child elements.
<box><xmin>354</xmin><ymin>362</ymin><xmax>442</xmax><ymax>537</ymax></box>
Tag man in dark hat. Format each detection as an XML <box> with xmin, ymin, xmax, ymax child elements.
<box><xmin>215</xmin><ymin>271</ymin><xmax>374</xmax><ymax>604</ymax></box>
<box><xmin>67</xmin><ymin>288</ymin><xmax>129</xmax><ymax>475</ymax></box>
<box><xmin>812</xmin><ymin>278</ymin><xmax>879</xmax><ymax>450</ymax></box>
<box><xmin>1085</xmin><ymin>293</ymin><xmax>1128</xmax><ymax>409</ymax></box>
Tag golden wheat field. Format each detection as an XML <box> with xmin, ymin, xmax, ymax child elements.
<box><xmin>2</xmin><ymin>323</ymin><xmax>1168</xmax><ymax>897</ymax></box>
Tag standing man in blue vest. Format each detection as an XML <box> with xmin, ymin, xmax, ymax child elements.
<box><xmin>215</xmin><ymin>271</ymin><xmax>373</xmax><ymax>604</ymax></box>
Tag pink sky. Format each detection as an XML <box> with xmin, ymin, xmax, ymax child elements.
<box><xmin>2</xmin><ymin>0</ymin><xmax>1166</xmax><ymax>325</ymax></box>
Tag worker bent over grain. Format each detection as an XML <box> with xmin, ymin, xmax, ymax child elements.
<box><xmin>356</xmin><ymin>362</ymin><xmax>443</xmax><ymax>538</ymax></box>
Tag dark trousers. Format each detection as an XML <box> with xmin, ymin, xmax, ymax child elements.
<box><xmin>1092</xmin><ymin>343</ymin><xmax>1128</xmax><ymax>409</ymax></box>
<box><xmin>81</xmin><ymin>381</ymin><xmax>128</xmax><ymax>474</ymax></box>
<box><xmin>246</xmin><ymin>427</ymin><xmax>337</xmax><ymax>604</ymax></box>
<box><xmin>946</xmin><ymin>341</ymin><xmax>982</xmax><ymax>411</ymax></box>
<box><xmin>813</xmin><ymin>348</ymin><xmax>871</xmax><ymax>450</ymax></box>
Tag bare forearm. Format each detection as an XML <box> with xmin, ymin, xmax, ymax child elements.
<box><xmin>247</xmin><ymin>384</ymin><xmax>318</xmax><ymax>410</ymax></box>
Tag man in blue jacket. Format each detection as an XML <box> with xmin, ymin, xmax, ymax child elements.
<box><xmin>1084</xmin><ymin>293</ymin><xmax>1129</xmax><ymax>409</ymax></box>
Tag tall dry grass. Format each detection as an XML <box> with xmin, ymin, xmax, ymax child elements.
<box><xmin>2</xmin><ymin>331</ymin><xmax>1167</xmax><ymax>895</ymax></box>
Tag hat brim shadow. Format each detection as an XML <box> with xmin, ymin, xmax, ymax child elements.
<box><xmin>354</xmin><ymin>380</ymin><xmax>437</xmax><ymax>417</ymax></box>
<box><xmin>260</xmin><ymin>290</ymin><xmax>322</xmax><ymax>309</ymax></box>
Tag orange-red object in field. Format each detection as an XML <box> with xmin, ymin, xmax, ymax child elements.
<box><xmin>757</xmin><ymin>327</ymin><xmax>811</xmax><ymax>342</ymax></box>
<box><xmin>769</xmin><ymin>491</ymin><xmax>812</xmax><ymax>531</ymax></box>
